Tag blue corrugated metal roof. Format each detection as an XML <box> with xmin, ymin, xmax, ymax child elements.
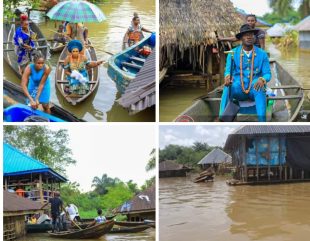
<box><xmin>3</xmin><ymin>143</ymin><xmax>67</xmax><ymax>182</ymax></box>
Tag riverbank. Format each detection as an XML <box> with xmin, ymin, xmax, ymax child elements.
<box><xmin>160</xmin><ymin>176</ymin><xmax>310</xmax><ymax>241</ymax></box>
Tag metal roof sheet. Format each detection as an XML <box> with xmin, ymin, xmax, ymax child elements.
<box><xmin>198</xmin><ymin>148</ymin><xmax>232</xmax><ymax>164</ymax></box>
<box><xmin>3</xmin><ymin>191</ymin><xmax>42</xmax><ymax>213</ymax></box>
<box><xmin>3</xmin><ymin>143</ymin><xmax>67</xmax><ymax>182</ymax></box>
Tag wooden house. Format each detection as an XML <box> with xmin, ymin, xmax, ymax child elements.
<box><xmin>160</xmin><ymin>0</ymin><xmax>242</xmax><ymax>88</ymax></box>
<box><xmin>116</xmin><ymin>185</ymin><xmax>155</xmax><ymax>222</ymax></box>
<box><xmin>224</xmin><ymin>126</ymin><xmax>310</xmax><ymax>184</ymax></box>
<box><xmin>294</xmin><ymin>15</ymin><xmax>310</xmax><ymax>50</ymax></box>
<box><xmin>159</xmin><ymin>160</ymin><xmax>192</xmax><ymax>178</ymax></box>
<box><xmin>3</xmin><ymin>191</ymin><xmax>43</xmax><ymax>240</ymax></box>
<box><xmin>3</xmin><ymin>143</ymin><xmax>67</xmax><ymax>204</ymax></box>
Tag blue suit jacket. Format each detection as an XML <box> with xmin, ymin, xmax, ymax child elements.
<box><xmin>224</xmin><ymin>45</ymin><xmax>271</xmax><ymax>90</ymax></box>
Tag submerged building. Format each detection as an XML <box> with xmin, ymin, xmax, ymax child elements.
<box><xmin>198</xmin><ymin>148</ymin><xmax>232</xmax><ymax>171</ymax></box>
<box><xmin>294</xmin><ymin>15</ymin><xmax>310</xmax><ymax>50</ymax></box>
<box><xmin>224</xmin><ymin>126</ymin><xmax>310</xmax><ymax>184</ymax></box>
<box><xmin>159</xmin><ymin>160</ymin><xmax>192</xmax><ymax>178</ymax></box>
<box><xmin>116</xmin><ymin>185</ymin><xmax>155</xmax><ymax>222</ymax></box>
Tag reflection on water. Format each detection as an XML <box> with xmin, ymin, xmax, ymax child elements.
<box><xmin>159</xmin><ymin>44</ymin><xmax>310</xmax><ymax>121</ymax></box>
<box><xmin>159</xmin><ymin>176</ymin><xmax>310</xmax><ymax>241</ymax></box>
<box><xmin>4</xmin><ymin>0</ymin><xmax>155</xmax><ymax>122</ymax></box>
<box><xmin>18</xmin><ymin>229</ymin><xmax>155</xmax><ymax>241</ymax></box>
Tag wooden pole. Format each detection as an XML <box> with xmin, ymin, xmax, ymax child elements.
<box><xmin>5</xmin><ymin>178</ymin><xmax>8</xmax><ymax>190</ymax></box>
<box><xmin>241</xmin><ymin>137</ymin><xmax>247</xmax><ymax>182</ymax></box>
<box><xmin>256</xmin><ymin>138</ymin><xmax>259</xmax><ymax>181</ymax></box>
<box><xmin>207</xmin><ymin>46</ymin><xmax>213</xmax><ymax>90</ymax></box>
<box><xmin>285</xmin><ymin>166</ymin><xmax>287</xmax><ymax>181</ymax></box>
<box><xmin>39</xmin><ymin>174</ymin><xmax>44</xmax><ymax>204</ymax></box>
<box><xmin>219</xmin><ymin>50</ymin><xmax>225</xmax><ymax>85</ymax></box>
<box><xmin>290</xmin><ymin>167</ymin><xmax>293</xmax><ymax>180</ymax></box>
<box><xmin>302</xmin><ymin>169</ymin><xmax>304</xmax><ymax>179</ymax></box>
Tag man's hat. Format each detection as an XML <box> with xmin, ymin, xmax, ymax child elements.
<box><xmin>236</xmin><ymin>24</ymin><xmax>259</xmax><ymax>40</ymax></box>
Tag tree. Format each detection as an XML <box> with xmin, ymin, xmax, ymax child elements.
<box><xmin>126</xmin><ymin>180</ymin><xmax>140</xmax><ymax>194</ymax></box>
<box><xmin>141</xmin><ymin>177</ymin><xmax>155</xmax><ymax>191</ymax></box>
<box><xmin>268</xmin><ymin>0</ymin><xmax>310</xmax><ymax>18</ymax></box>
<box><xmin>4</xmin><ymin>126</ymin><xmax>76</xmax><ymax>175</ymax></box>
<box><xmin>192</xmin><ymin>142</ymin><xmax>210</xmax><ymax>152</ymax></box>
<box><xmin>3</xmin><ymin>0</ymin><xmax>40</xmax><ymax>19</ymax></box>
<box><xmin>146</xmin><ymin>148</ymin><xmax>156</xmax><ymax>171</ymax></box>
<box><xmin>91</xmin><ymin>174</ymin><xmax>121</xmax><ymax>195</ymax></box>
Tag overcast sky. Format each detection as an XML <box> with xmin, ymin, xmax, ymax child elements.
<box><xmin>49</xmin><ymin>125</ymin><xmax>155</xmax><ymax>192</ymax></box>
<box><xmin>159</xmin><ymin>125</ymin><xmax>239</xmax><ymax>149</ymax></box>
<box><xmin>230</xmin><ymin>0</ymin><xmax>272</xmax><ymax>16</ymax></box>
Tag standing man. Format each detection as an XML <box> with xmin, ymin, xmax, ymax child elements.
<box><xmin>220</xmin><ymin>24</ymin><xmax>271</xmax><ymax>122</ymax></box>
<box><xmin>42</xmin><ymin>191</ymin><xmax>63</xmax><ymax>233</ymax></box>
<box><xmin>65</xmin><ymin>203</ymin><xmax>81</xmax><ymax>222</ymax></box>
<box><xmin>218</xmin><ymin>14</ymin><xmax>266</xmax><ymax>50</ymax></box>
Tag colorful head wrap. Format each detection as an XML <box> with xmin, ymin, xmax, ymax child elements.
<box><xmin>68</xmin><ymin>40</ymin><xmax>83</xmax><ymax>52</ymax></box>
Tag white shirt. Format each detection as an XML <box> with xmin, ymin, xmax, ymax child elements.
<box><xmin>243</xmin><ymin>49</ymin><xmax>253</xmax><ymax>58</ymax></box>
<box><xmin>65</xmin><ymin>204</ymin><xmax>79</xmax><ymax>221</ymax></box>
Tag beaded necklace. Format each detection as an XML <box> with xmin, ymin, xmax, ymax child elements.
<box><xmin>70</xmin><ymin>54</ymin><xmax>81</xmax><ymax>70</ymax></box>
<box><xmin>240</xmin><ymin>47</ymin><xmax>255</xmax><ymax>94</ymax></box>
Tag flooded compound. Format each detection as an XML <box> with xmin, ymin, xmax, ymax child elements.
<box><xmin>159</xmin><ymin>176</ymin><xmax>310</xmax><ymax>241</ymax></box>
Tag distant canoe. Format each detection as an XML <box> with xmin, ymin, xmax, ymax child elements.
<box><xmin>48</xmin><ymin>220</ymin><xmax>114</xmax><ymax>239</ymax></box>
<box><xmin>50</xmin><ymin>41</ymin><xmax>66</xmax><ymax>54</ymax></box>
<box><xmin>26</xmin><ymin>222</ymin><xmax>52</xmax><ymax>233</ymax></box>
<box><xmin>3</xmin><ymin>79</ymin><xmax>83</xmax><ymax>122</ymax></box>
<box><xmin>3</xmin><ymin>20</ymin><xmax>49</xmax><ymax>79</ymax></box>
<box><xmin>115</xmin><ymin>220</ymin><xmax>155</xmax><ymax>227</ymax></box>
<box><xmin>108</xmin><ymin>33</ymin><xmax>156</xmax><ymax>94</ymax></box>
<box><xmin>110</xmin><ymin>225</ymin><xmax>151</xmax><ymax>233</ymax></box>
<box><xmin>175</xmin><ymin>60</ymin><xmax>304</xmax><ymax>122</ymax></box>
<box><xmin>55</xmin><ymin>41</ymin><xmax>99</xmax><ymax>105</ymax></box>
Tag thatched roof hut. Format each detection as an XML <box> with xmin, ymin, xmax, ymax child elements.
<box><xmin>160</xmin><ymin>0</ymin><xmax>242</xmax><ymax>85</ymax></box>
<box><xmin>267</xmin><ymin>23</ymin><xmax>293</xmax><ymax>38</ymax></box>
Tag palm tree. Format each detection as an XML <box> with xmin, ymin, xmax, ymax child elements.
<box><xmin>91</xmin><ymin>174</ymin><xmax>120</xmax><ymax>195</ymax></box>
<box><xmin>269</xmin><ymin>0</ymin><xmax>310</xmax><ymax>18</ymax></box>
<box><xmin>145</xmin><ymin>148</ymin><xmax>156</xmax><ymax>171</ymax></box>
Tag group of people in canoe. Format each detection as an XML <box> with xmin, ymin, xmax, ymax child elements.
<box><xmin>219</xmin><ymin>14</ymin><xmax>271</xmax><ymax>122</ymax></box>
<box><xmin>41</xmin><ymin>191</ymin><xmax>108</xmax><ymax>233</ymax></box>
<box><xmin>12</xmin><ymin>11</ymin><xmax>151</xmax><ymax>114</ymax></box>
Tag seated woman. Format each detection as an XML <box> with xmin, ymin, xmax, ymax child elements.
<box><xmin>13</xmin><ymin>16</ymin><xmax>36</xmax><ymax>74</ymax></box>
<box><xmin>87</xmin><ymin>209</ymin><xmax>106</xmax><ymax>228</ymax></box>
<box><xmin>123</xmin><ymin>15</ymin><xmax>152</xmax><ymax>48</ymax></box>
<box><xmin>21</xmin><ymin>51</ymin><xmax>51</xmax><ymax>113</ymax></box>
<box><xmin>63</xmin><ymin>40</ymin><xmax>104</xmax><ymax>95</ymax></box>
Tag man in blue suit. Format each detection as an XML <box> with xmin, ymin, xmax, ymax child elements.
<box><xmin>220</xmin><ymin>24</ymin><xmax>271</xmax><ymax>122</ymax></box>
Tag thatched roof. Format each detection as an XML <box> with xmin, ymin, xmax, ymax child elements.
<box><xmin>198</xmin><ymin>148</ymin><xmax>232</xmax><ymax>165</ymax></box>
<box><xmin>267</xmin><ymin>23</ymin><xmax>293</xmax><ymax>37</ymax></box>
<box><xmin>160</xmin><ymin>0</ymin><xmax>242</xmax><ymax>49</ymax></box>
<box><xmin>294</xmin><ymin>15</ymin><xmax>310</xmax><ymax>31</ymax></box>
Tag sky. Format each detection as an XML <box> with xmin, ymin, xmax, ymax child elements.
<box><xmin>49</xmin><ymin>125</ymin><xmax>155</xmax><ymax>192</ymax></box>
<box><xmin>230</xmin><ymin>0</ymin><xmax>272</xmax><ymax>16</ymax></box>
<box><xmin>159</xmin><ymin>125</ymin><xmax>239</xmax><ymax>149</ymax></box>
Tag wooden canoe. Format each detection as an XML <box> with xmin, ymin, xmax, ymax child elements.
<box><xmin>109</xmin><ymin>225</ymin><xmax>151</xmax><ymax>234</ymax></box>
<box><xmin>50</xmin><ymin>41</ymin><xmax>66</xmax><ymax>54</ymax></box>
<box><xmin>174</xmin><ymin>60</ymin><xmax>304</xmax><ymax>122</ymax></box>
<box><xmin>48</xmin><ymin>220</ymin><xmax>114</xmax><ymax>239</ymax></box>
<box><xmin>26</xmin><ymin>222</ymin><xmax>52</xmax><ymax>233</ymax></box>
<box><xmin>114</xmin><ymin>220</ymin><xmax>155</xmax><ymax>227</ymax></box>
<box><xmin>4</xmin><ymin>79</ymin><xmax>83</xmax><ymax>122</ymax></box>
<box><xmin>3</xmin><ymin>20</ymin><xmax>49</xmax><ymax>79</ymax></box>
<box><xmin>55</xmin><ymin>41</ymin><xmax>99</xmax><ymax>105</ymax></box>
<box><xmin>107</xmin><ymin>33</ymin><xmax>156</xmax><ymax>94</ymax></box>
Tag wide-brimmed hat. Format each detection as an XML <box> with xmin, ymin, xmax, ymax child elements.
<box><xmin>68</xmin><ymin>40</ymin><xmax>83</xmax><ymax>52</ymax></box>
<box><xmin>235</xmin><ymin>24</ymin><xmax>259</xmax><ymax>40</ymax></box>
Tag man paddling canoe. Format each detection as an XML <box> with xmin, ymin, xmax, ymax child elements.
<box><xmin>219</xmin><ymin>24</ymin><xmax>271</xmax><ymax>122</ymax></box>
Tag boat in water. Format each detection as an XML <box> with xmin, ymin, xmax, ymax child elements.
<box><xmin>107</xmin><ymin>33</ymin><xmax>156</xmax><ymax>94</ymax></box>
<box><xmin>174</xmin><ymin>60</ymin><xmax>304</xmax><ymax>122</ymax></box>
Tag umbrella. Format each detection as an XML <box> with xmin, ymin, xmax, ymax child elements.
<box><xmin>46</xmin><ymin>0</ymin><xmax>106</xmax><ymax>23</ymax></box>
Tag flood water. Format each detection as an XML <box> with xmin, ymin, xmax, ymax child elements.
<box><xmin>159</xmin><ymin>44</ymin><xmax>310</xmax><ymax>122</ymax></box>
<box><xmin>18</xmin><ymin>229</ymin><xmax>155</xmax><ymax>241</ymax></box>
<box><xmin>159</xmin><ymin>176</ymin><xmax>310</xmax><ymax>241</ymax></box>
<box><xmin>4</xmin><ymin>0</ymin><xmax>155</xmax><ymax>122</ymax></box>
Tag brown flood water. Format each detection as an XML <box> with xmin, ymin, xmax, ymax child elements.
<box><xmin>18</xmin><ymin>229</ymin><xmax>155</xmax><ymax>241</ymax></box>
<box><xmin>159</xmin><ymin>176</ymin><xmax>310</xmax><ymax>241</ymax></box>
<box><xmin>4</xmin><ymin>0</ymin><xmax>155</xmax><ymax>122</ymax></box>
<box><xmin>159</xmin><ymin>44</ymin><xmax>310</xmax><ymax>122</ymax></box>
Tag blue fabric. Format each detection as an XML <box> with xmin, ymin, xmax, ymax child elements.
<box><xmin>220</xmin><ymin>45</ymin><xmax>271</xmax><ymax>122</ymax></box>
<box><xmin>68</xmin><ymin>40</ymin><xmax>83</xmax><ymax>52</ymax></box>
<box><xmin>13</xmin><ymin>27</ymin><xmax>35</xmax><ymax>64</ymax></box>
<box><xmin>95</xmin><ymin>216</ymin><xmax>106</xmax><ymax>224</ymax></box>
<box><xmin>28</xmin><ymin>64</ymin><xmax>51</xmax><ymax>104</ymax></box>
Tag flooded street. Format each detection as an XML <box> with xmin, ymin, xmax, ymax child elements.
<box><xmin>159</xmin><ymin>176</ymin><xmax>310</xmax><ymax>241</ymax></box>
<box><xmin>159</xmin><ymin>44</ymin><xmax>310</xmax><ymax>122</ymax></box>
<box><xmin>4</xmin><ymin>0</ymin><xmax>155</xmax><ymax>121</ymax></box>
<box><xmin>17</xmin><ymin>229</ymin><xmax>155</xmax><ymax>241</ymax></box>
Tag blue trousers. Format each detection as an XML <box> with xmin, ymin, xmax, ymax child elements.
<box><xmin>220</xmin><ymin>83</ymin><xmax>267</xmax><ymax>122</ymax></box>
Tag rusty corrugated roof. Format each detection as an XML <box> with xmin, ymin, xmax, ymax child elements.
<box><xmin>3</xmin><ymin>191</ymin><xmax>42</xmax><ymax>213</ymax></box>
<box><xmin>117</xmin><ymin>185</ymin><xmax>155</xmax><ymax>213</ymax></box>
<box><xmin>159</xmin><ymin>160</ymin><xmax>191</xmax><ymax>171</ymax></box>
<box><xmin>117</xmin><ymin>50</ymin><xmax>155</xmax><ymax>114</ymax></box>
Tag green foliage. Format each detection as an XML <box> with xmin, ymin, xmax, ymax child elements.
<box><xmin>4</xmin><ymin>126</ymin><xmax>76</xmax><ymax>176</ymax></box>
<box><xmin>268</xmin><ymin>0</ymin><xmax>310</xmax><ymax>19</ymax></box>
<box><xmin>91</xmin><ymin>174</ymin><xmax>121</xmax><ymax>195</ymax></box>
<box><xmin>100</xmin><ymin>184</ymin><xmax>134</xmax><ymax>210</ymax></box>
<box><xmin>3</xmin><ymin>0</ymin><xmax>40</xmax><ymax>19</ymax></box>
<box><xmin>141</xmin><ymin>176</ymin><xmax>155</xmax><ymax>191</ymax></box>
<box><xmin>159</xmin><ymin>142</ymin><xmax>221</xmax><ymax>167</ymax></box>
<box><xmin>262</xmin><ymin>9</ymin><xmax>301</xmax><ymax>25</ymax></box>
<box><xmin>146</xmin><ymin>148</ymin><xmax>156</xmax><ymax>171</ymax></box>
